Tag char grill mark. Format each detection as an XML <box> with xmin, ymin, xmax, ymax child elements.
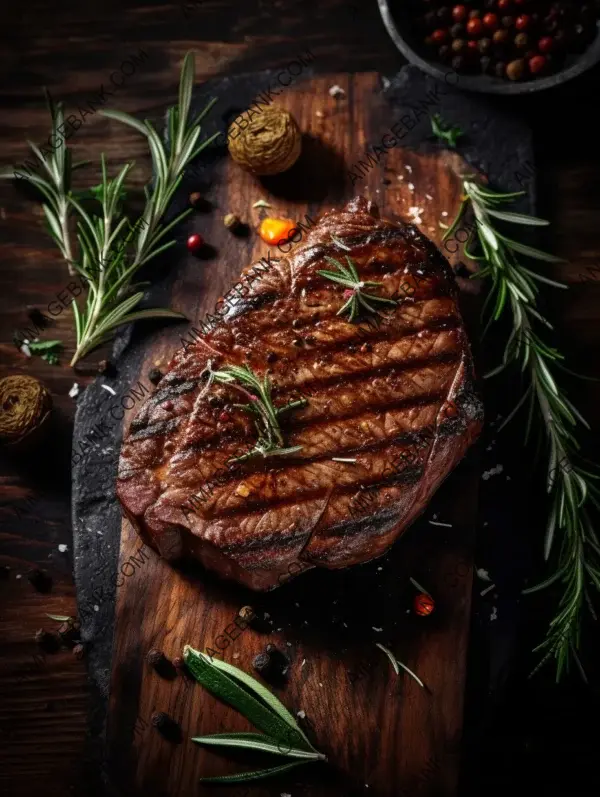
<box><xmin>117</xmin><ymin>197</ymin><xmax>483</xmax><ymax>590</ymax></box>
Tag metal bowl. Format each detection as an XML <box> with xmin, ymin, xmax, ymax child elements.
<box><xmin>378</xmin><ymin>0</ymin><xmax>600</xmax><ymax>95</ymax></box>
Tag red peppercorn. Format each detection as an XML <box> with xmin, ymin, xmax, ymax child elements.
<box><xmin>466</xmin><ymin>18</ymin><xmax>484</xmax><ymax>37</ymax></box>
<box><xmin>483</xmin><ymin>13</ymin><xmax>499</xmax><ymax>30</ymax></box>
<box><xmin>538</xmin><ymin>36</ymin><xmax>554</xmax><ymax>53</ymax></box>
<box><xmin>498</xmin><ymin>0</ymin><xmax>511</xmax><ymax>9</ymax></box>
<box><xmin>414</xmin><ymin>592</ymin><xmax>435</xmax><ymax>617</ymax></box>
<box><xmin>218</xmin><ymin>411</ymin><xmax>230</xmax><ymax>422</ymax></box>
<box><xmin>515</xmin><ymin>14</ymin><xmax>530</xmax><ymax>31</ymax></box>
<box><xmin>528</xmin><ymin>55</ymin><xmax>547</xmax><ymax>75</ymax></box>
<box><xmin>467</xmin><ymin>39</ymin><xmax>479</xmax><ymax>53</ymax></box>
<box><xmin>186</xmin><ymin>233</ymin><xmax>204</xmax><ymax>253</ymax></box>
<box><xmin>431</xmin><ymin>28</ymin><xmax>449</xmax><ymax>44</ymax></box>
<box><xmin>452</xmin><ymin>5</ymin><xmax>467</xmax><ymax>23</ymax></box>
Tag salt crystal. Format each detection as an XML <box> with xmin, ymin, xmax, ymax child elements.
<box><xmin>329</xmin><ymin>84</ymin><xmax>345</xmax><ymax>98</ymax></box>
<box><xmin>58</xmin><ymin>544</ymin><xmax>68</xmax><ymax>553</ymax></box>
<box><xmin>408</xmin><ymin>183</ymin><xmax>415</xmax><ymax>192</ymax></box>
<box><xmin>425</xmin><ymin>194</ymin><xmax>433</xmax><ymax>200</ymax></box>
<box><xmin>69</xmin><ymin>383</ymin><xmax>80</xmax><ymax>398</ymax></box>
<box><xmin>94</xmin><ymin>605</ymin><xmax>99</xmax><ymax>612</ymax></box>
<box><xmin>101</xmin><ymin>384</ymin><xmax>116</xmax><ymax>396</ymax></box>
<box><xmin>372</xmin><ymin>626</ymin><xmax>383</xmax><ymax>632</ymax></box>
<box><xmin>405</xmin><ymin>165</ymin><xmax>412</xmax><ymax>173</ymax></box>
<box><xmin>476</xmin><ymin>567</ymin><xmax>491</xmax><ymax>582</ymax></box>
<box><xmin>16</xmin><ymin>574</ymin><xmax>22</xmax><ymax>579</ymax></box>
<box><xmin>297</xmin><ymin>710</ymin><xmax>306</xmax><ymax>719</ymax></box>
<box><xmin>20</xmin><ymin>343</ymin><xmax>31</xmax><ymax>358</ymax></box>
<box><xmin>441</xmin><ymin>211</ymin><xmax>448</xmax><ymax>217</ymax></box>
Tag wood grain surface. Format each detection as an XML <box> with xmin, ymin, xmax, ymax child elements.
<box><xmin>102</xmin><ymin>69</ymin><xmax>483</xmax><ymax>797</ymax></box>
<box><xmin>1</xmin><ymin>3</ymin><xmax>600</xmax><ymax>797</ymax></box>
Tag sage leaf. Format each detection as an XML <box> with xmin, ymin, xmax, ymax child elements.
<box><xmin>192</xmin><ymin>733</ymin><xmax>324</xmax><ymax>760</ymax></box>
<box><xmin>198</xmin><ymin>760</ymin><xmax>310</xmax><ymax>784</ymax></box>
<box><xmin>183</xmin><ymin>646</ymin><xmax>309</xmax><ymax>748</ymax></box>
<box><xmin>206</xmin><ymin>657</ymin><xmax>314</xmax><ymax>751</ymax></box>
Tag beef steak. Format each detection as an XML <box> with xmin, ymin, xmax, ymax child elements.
<box><xmin>117</xmin><ymin>197</ymin><xmax>483</xmax><ymax>590</ymax></box>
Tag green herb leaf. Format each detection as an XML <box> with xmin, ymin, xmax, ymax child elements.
<box><xmin>430</xmin><ymin>113</ymin><xmax>464</xmax><ymax>149</ymax></box>
<box><xmin>198</xmin><ymin>760</ymin><xmax>311</xmax><ymax>784</ymax></box>
<box><xmin>183</xmin><ymin>646</ymin><xmax>312</xmax><ymax>749</ymax></box>
<box><xmin>451</xmin><ymin>177</ymin><xmax>600</xmax><ymax>682</ymax></box>
<box><xmin>192</xmin><ymin>733</ymin><xmax>323</xmax><ymax>760</ymax></box>
<box><xmin>206</xmin><ymin>657</ymin><xmax>314</xmax><ymax>750</ymax></box>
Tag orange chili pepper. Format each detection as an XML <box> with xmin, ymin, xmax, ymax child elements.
<box><xmin>258</xmin><ymin>216</ymin><xmax>297</xmax><ymax>246</ymax></box>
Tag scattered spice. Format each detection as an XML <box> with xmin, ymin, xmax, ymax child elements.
<box><xmin>328</xmin><ymin>84</ymin><xmax>345</xmax><ymax>98</ymax></box>
<box><xmin>97</xmin><ymin>359</ymin><xmax>115</xmax><ymax>377</ymax></box>
<box><xmin>28</xmin><ymin>568</ymin><xmax>52</xmax><ymax>593</ymax></box>
<box><xmin>68</xmin><ymin>383</ymin><xmax>80</xmax><ymax>399</ymax></box>
<box><xmin>258</xmin><ymin>216</ymin><xmax>297</xmax><ymax>246</ymax></box>
<box><xmin>186</xmin><ymin>233</ymin><xmax>204</xmax><ymax>254</ymax></box>
<box><xmin>223</xmin><ymin>212</ymin><xmax>242</xmax><ymax>233</ymax></box>
<box><xmin>148</xmin><ymin>367</ymin><xmax>163</xmax><ymax>385</ymax></box>
<box><xmin>228</xmin><ymin>106</ymin><xmax>302</xmax><ymax>176</ymax></box>
<box><xmin>173</xmin><ymin>656</ymin><xmax>186</xmax><ymax>671</ymax></box>
<box><xmin>146</xmin><ymin>648</ymin><xmax>166</xmax><ymax>668</ymax></box>
<box><xmin>414</xmin><ymin>592</ymin><xmax>435</xmax><ymax>617</ymax></box>
<box><xmin>266</xmin><ymin>351</ymin><xmax>277</xmax><ymax>363</ymax></box>
<box><xmin>252</xmin><ymin>652</ymin><xmax>271</xmax><ymax>676</ymax></box>
<box><xmin>252</xmin><ymin>199</ymin><xmax>272</xmax><ymax>209</ymax></box>
<box><xmin>189</xmin><ymin>191</ymin><xmax>203</xmax><ymax>208</ymax></box>
<box><xmin>238</xmin><ymin>605</ymin><xmax>256</xmax><ymax>624</ymax></box>
<box><xmin>0</xmin><ymin>375</ymin><xmax>52</xmax><ymax>448</ymax></box>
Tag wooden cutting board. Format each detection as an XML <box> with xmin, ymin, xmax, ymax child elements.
<box><xmin>72</xmin><ymin>67</ymin><xmax>533</xmax><ymax>797</ymax></box>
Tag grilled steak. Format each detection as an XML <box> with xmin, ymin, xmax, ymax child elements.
<box><xmin>117</xmin><ymin>197</ymin><xmax>483</xmax><ymax>590</ymax></box>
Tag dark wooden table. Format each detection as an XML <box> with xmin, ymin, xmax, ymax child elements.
<box><xmin>1</xmin><ymin>2</ymin><xmax>600</xmax><ymax>796</ymax></box>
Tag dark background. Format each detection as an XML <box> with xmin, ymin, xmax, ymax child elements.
<box><xmin>1</xmin><ymin>1</ymin><xmax>599</xmax><ymax>795</ymax></box>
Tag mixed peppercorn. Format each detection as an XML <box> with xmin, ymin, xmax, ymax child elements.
<box><xmin>410</xmin><ymin>0</ymin><xmax>599</xmax><ymax>81</ymax></box>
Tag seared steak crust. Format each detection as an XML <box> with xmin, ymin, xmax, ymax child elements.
<box><xmin>117</xmin><ymin>197</ymin><xmax>483</xmax><ymax>590</ymax></box>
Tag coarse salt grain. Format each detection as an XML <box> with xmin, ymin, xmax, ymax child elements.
<box><xmin>408</xmin><ymin>183</ymin><xmax>415</xmax><ymax>192</ymax></box>
<box><xmin>58</xmin><ymin>544</ymin><xmax>68</xmax><ymax>553</ymax></box>
<box><xmin>69</xmin><ymin>383</ymin><xmax>80</xmax><ymax>398</ymax></box>
<box><xmin>101</xmin><ymin>384</ymin><xmax>116</xmax><ymax>396</ymax></box>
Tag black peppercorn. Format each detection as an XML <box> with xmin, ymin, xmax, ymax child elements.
<box><xmin>501</xmin><ymin>15</ymin><xmax>514</xmax><ymax>29</ymax></box>
<box><xmin>480</xmin><ymin>55</ymin><xmax>493</xmax><ymax>74</ymax></box>
<box><xmin>452</xmin><ymin>38</ymin><xmax>467</xmax><ymax>53</ymax></box>
<box><xmin>28</xmin><ymin>568</ymin><xmax>52</xmax><ymax>593</ymax></box>
<box><xmin>292</xmin><ymin>338</ymin><xmax>303</xmax><ymax>347</ymax></box>
<box><xmin>238</xmin><ymin>605</ymin><xmax>256</xmax><ymax>624</ymax></box>
<box><xmin>478</xmin><ymin>37</ymin><xmax>492</xmax><ymax>54</ymax></box>
<box><xmin>451</xmin><ymin>55</ymin><xmax>466</xmax><ymax>72</ymax></box>
<box><xmin>253</xmin><ymin>652</ymin><xmax>271</xmax><ymax>675</ymax></box>
<box><xmin>148</xmin><ymin>367</ymin><xmax>163</xmax><ymax>385</ymax></box>
<box><xmin>173</xmin><ymin>656</ymin><xmax>186</xmax><ymax>670</ymax></box>
<box><xmin>450</xmin><ymin>22</ymin><xmax>465</xmax><ymax>37</ymax></box>
<box><xmin>151</xmin><ymin>711</ymin><xmax>169</xmax><ymax>729</ymax></box>
<box><xmin>266</xmin><ymin>352</ymin><xmax>277</xmax><ymax>363</ymax></box>
<box><xmin>292</xmin><ymin>319</ymin><xmax>302</xmax><ymax>329</ymax></box>
<box><xmin>147</xmin><ymin>648</ymin><xmax>166</xmax><ymax>668</ymax></box>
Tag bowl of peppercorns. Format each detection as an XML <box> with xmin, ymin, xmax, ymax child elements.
<box><xmin>378</xmin><ymin>0</ymin><xmax>600</xmax><ymax>93</ymax></box>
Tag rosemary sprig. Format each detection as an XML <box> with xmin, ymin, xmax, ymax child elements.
<box><xmin>317</xmin><ymin>255</ymin><xmax>397</xmax><ymax>322</ymax></box>
<box><xmin>206</xmin><ymin>363</ymin><xmax>307</xmax><ymax>463</ymax></box>
<box><xmin>430</xmin><ymin>113</ymin><xmax>464</xmax><ymax>149</ymax></box>
<box><xmin>184</xmin><ymin>646</ymin><xmax>326</xmax><ymax>784</ymax></box>
<box><xmin>0</xmin><ymin>90</ymin><xmax>89</xmax><ymax>275</ymax></box>
<box><xmin>448</xmin><ymin>178</ymin><xmax>600</xmax><ymax>681</ymax></box>
<box><xmin>1</xmin><ymin>54</ymin><xmax>218</xmax><ymax>366</ymax></box>
<box><xmin>375</xmin><ymin>643</ymin><xmax>427</xmax><ymax>690</ymax></box>
<box><xmin>68</xmin><ymin>55</ymin><xmax>218</xmax><ymax>364</ymax></box>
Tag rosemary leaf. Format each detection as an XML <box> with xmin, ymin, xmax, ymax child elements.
<box><xmin>46</xmin><ymin>614</ymin><xmax>72</xmax><ymax>622</ymax></box>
